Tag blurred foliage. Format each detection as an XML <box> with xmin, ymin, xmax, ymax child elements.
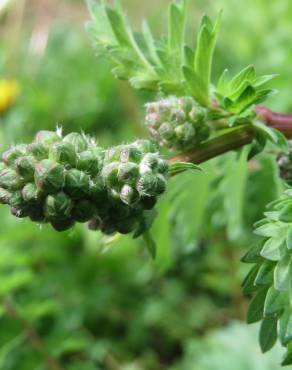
<box><xmin>0</xmin><ymin>0</ymin><xmax>291</xmax><ymax>369</ymax></box>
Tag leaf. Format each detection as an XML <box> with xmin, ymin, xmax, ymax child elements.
<box><xmin>254</xmin><ymin>223</ymin><xmax>286</xmax><ymax>238</ymax></box>
<box><xmin>105</xmin><ymin>7</ymin><xmax>131</xmax><ymax>48</ymax></box>
<box><xmin>169</xmin><ymin>162</ymin><xmax>203</xmax><ymax>175</ymax></box>
<box><xmin>259</xmin><ymin>317</ymin><xmax>278</xmax><ymax>353</ymax></box>
<box><xmin>253</xmin><ymin>120</ymin><xmax>280</xmax><ymax>144</ymax></box>
<box><xmin>168</xmin><ymin>3</ymin><xmax>185</xmax><ymax>54</ymax></box>
<box><xmin>282</xmin><ymin>346</ymin><xmax>292</xmax><ymax>366</ymax></box>
<box><xmin>279</xmin><ymin>309</ymin><xmax>292</xmax><ymax>346</ymax></box>
<box><xmin>242</xmin><ymin>264</ymin><xmax>261</xmax><ymax>295</ymax></box>
<box><xmin>264</xmin><ymin>287</ymin><xmax>287</xmax><ymax>316</ymax></box>
<box><xmin>183</xmin><ymin>45</ymin><xmax>195</xmax><ymax>68</ymax></box>
<box><xmin>246</xmin><ymin>287</ymin><xmax>268</xmax><ymax>324</ymax></box>
<box><xmin>260</xmin><ymin>236</ymin><xmax>286</xmax><ymax>261</ymax></box>
<box><xmin>279</xmin><ymin>204</ymin><xmax>292</xmax><ymax>223</ymax></box>
<box><xmin>241</xmin><ymin>243</ymin><xmax>264</xmax><ymax>263</ymax></box>
<box><xmin>254</xmin><ymin>260</ymin><xmax>275</xmax><ymax>286</ymax></box>
<box><xmin>230</xmin><ymin>65</ymin><xmax>256</xmax><ymax>93</ymax></box>
<box><xmin>194</xmin><ymin>12</ymin><xmax>221</xmax><ymax>104</ymax></box>
<box><xmin>217</xmin><ymin>68</ymin><xmax>230</xmax><ymax>96</ymax></box>
<box><xmin>270</xmin><ymin>128</ymin><xmax>289</xmax><ymax>153</ymax></box>
<box><xmin>182</xmin><ymin>66</ymin><xmax>209</xmax><ymax>106</ymax></box>
<box><xmin>274</xmin><ymin>255</ymin><xmax>292</xmax><ymax>291</ymax></box>
<box><xmin>254</xmin><ymin>74</ymin><xmax>278</xmax><ymax>89</ymax></box>
<box><xmin>286</xmin><ymin>225</ymin><xmax>292</xmax><ymax>250</ymax></box>
<box><xmin>142</xmin><ymin>231</ymin><xmax>157</xmax><ymax>259</ymax></box>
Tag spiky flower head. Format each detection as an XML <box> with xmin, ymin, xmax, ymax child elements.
<box><xmin>145</xmin><ymin>96</ymin><xmax>210</xmax><ymax>151</ymax></box>
<box><xmin>0</xmin><ymin>130</ymin><xmax>169</xmax><ymax>236</ymax></box>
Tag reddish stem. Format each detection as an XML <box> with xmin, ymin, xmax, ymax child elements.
<box><xmin>256</xmin><ymin>105</ymin><xmax>292</xmax><ymax>127</ymax></box>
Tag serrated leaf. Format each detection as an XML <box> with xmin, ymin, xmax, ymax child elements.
<box><xmin>230</xmin><ymin>65</ymin><xmax>256</xmax><ymax>92</ymax></box>
<box><xmin>279</xmin><ymin>310</ymin><xmax>292</xmax><ymax>346</ymax></box>
<box><xmin>259</xmin><ymin>317</ymin><xmax>278</xmax><ymax>353</ymax></box>
<box><xmin>279</xmin><ymin>204</ymin><xmax>292</xmax><ymax>223</ymax></box>
<box><xmin>254</xmin><ymin>260</ymin><xmax>275</xmax><ymax>286</ymax></box>
<box><xmin>274</xmin><ymin>255</ymin><xmax>292</xmax><ymax>291</ymax></box>
<box><xmin>254</xmin><ymin>222</ymin><xmax>286</xmax><ymax>238</ymax></box>
<box><xmin>241</xmin><ymin>243</ymin><xmax>264</xmax><ymax>263</ymax></box>
<box><xmin>182</xmin><ymin>66</ymin><xmax>209</xmax><ymax>106</ymax></box>
<box><xmin>194</xmin><ymin>12</ymin><xmax>221</xmax><ymax>105</ymax></box>
<box><xmin>260</xmin><ymin>236</ymin><xmax>285</xmax><ymax>261</ymax></box>
<box><xmin>264</xmin><ymin>286</ymin><xmax>287</xmax><ymax>316</ymax></box>
<box><xmin>246</xmin><ymin>287</ymin><xmax>268</xmax><ymax>324</ymax></box>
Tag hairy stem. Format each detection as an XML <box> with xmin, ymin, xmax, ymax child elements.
<box><xmin>170</xmin><ymin>106</ymin><xmax>292</xmax><ymax>166</ymax></box>
<box><xmin>169</xmin><ymin>124</ymin><xmax>255</xmax><ymax>165</ymax></box>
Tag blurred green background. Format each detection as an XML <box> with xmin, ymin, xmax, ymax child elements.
<box><xmin>0</xmin><ymin>0</ymin><xmax>291</xmax><ymax>369</ymax></box>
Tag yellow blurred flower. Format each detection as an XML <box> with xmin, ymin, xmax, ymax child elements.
<box><xmin>0</xmin><ymin>79</ymin><xmax>20</xmax><ymax>113</ymax></box>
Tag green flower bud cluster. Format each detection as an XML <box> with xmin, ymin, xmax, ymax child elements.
<box><xmin>277</xmin><ymin>146</ymin><xmax>292</xmax><ymax>185</ymax></box>
<box><xmin>0</xmin><ymin>131</ymin><xmax>169</xmax><ymax>235</ymax></box>
<box><xmin>145</xmin><ymin>96</ymin><xmax>210</xmax><ymax>151</ymax></box>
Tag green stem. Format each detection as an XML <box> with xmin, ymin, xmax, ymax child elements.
<box><xmin>169</xmin><ymin>124</ymin><xmax>256</xmax><ymax>165</ymax></box>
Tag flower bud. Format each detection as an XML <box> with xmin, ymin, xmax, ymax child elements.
<box><xmin>29</xmin><ymin>142</ymin><xmax>48</xmax><ymax>160</ymax></box>
<box><xmin>0</xmin><ymin>188</ymin><xmax>12</xmax><ymax>204</ymax></box>
<box><xmin>50</xmin><ymin>142</ymin><xmax>77</xmax><ymax>168</ymax></box>
<box><xmin>77</xmin><ymin>148</ymin><xmax>103</xmax><ymax>176</ymax></box>
<box><xmin>0</xmin><ymin>168</ymin><xmax>24</xmax><ymax>190</ymax></box>
<box><xmin>90</xmin><ymin>179</ymin><xmax>107</xmax><ymax>203</ymax></box>
<box><xmin>11</xmin><ymin>206</ymin><xmax>29</xmax><ymax>218</ymax></box>
<box><xmin>117</xmin><ymin>162</ymin><xmax>139</xmax><ymax>184</ymax></box>
<box><xmin>120</xmin><ymin>184</ymin><xmax>140</xmax><ymax>206</ymax></box>
<box><xmin>44</xmin><ymin>192</ymin><xmax>73</xmax><ymax>221</ymax></box>
<box><xmin>120</xmin><ymin>146</ymin><xmax>142</xmax><ymax>163</ymax></box>
<box><xmin>9</xmin><ymin>191</ymin><xmax>26</xmax><ymax>209</ymax></box>
<box><xmin>174</xmin><ymin>123</ymin><xmax>196</xmax><ymax>143</ymax></box>
<box><xmin>140</xmin><ymin>196</ymin><xmax>157</xmax><ymax>210</ymax></box>
<box><xmin>102</xmin><ymin>162</ymin><xmax>120</xmax><ymax>187</ymax></box>
<box><xmin>2</xmin><ymin>144</ymin><xmax>28</xmax><ymax>165</ymax></box>
<box><xmin>35</xmin><ymin>131</ymin><xmax>61</xmax><ymax>146</ymax></box>
<box><xmin>88</xmin><ymin>217</ymin><xmax>101</xmax><ymax>231</ymax></box>
<box><xmin>28</xmin><ymin>208</ymin><xmax>45</xmax><ymax>223</ymax></box>
<box><xmin>137</xmin><ymin>173</ymin><xmax>166</xmax><ymax>197</ymax></box>
<box><xmin>63</xmin><ymin>133</ymin><xmax>88</xmax><ymax>152</ymax></box>
<box><xmin>71</xmin><ymin>200</ymin><xmax>97</xmax><ymax>222</ymax></box>
<box><xmin>115</xmin><ymin>217</ymin><xmax>137</xmax><ymax>234</ymax></box>
<box><xmin>50</xmin><ymin>218</ymin><xmax>75</xmax><ymax>232</ymax></box>
<box><xmin>22</xmin><ymin>183</ymin><xmax>42</xmax><ymax>204</ymax></box>
<box><xmin>15</xmin><ymin>156</ymin><xmax>36</xmax><ymax>181</ymax></box>
<box><xmin>65</xmin><ymin>169</ymin><xmax>90</xmax><ymax>199</ymax></box>
<box><xmin>35</xmin><ymin>160</ymin><xmax>65</xmax><ymax>193</ymax></box>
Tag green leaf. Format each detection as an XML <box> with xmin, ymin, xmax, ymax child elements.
<box><xmin>279</xmin><ymin>204</ymin><xmax>292</xmax><ymax>223</ymax></box>
<box><xmin>169</xmin><ymin>162</ymin><xmax>203</xmax><ymax>175</ymax></box>
<box><xmin>282</xmin><ymin>346</ymin><xmax>292</xmax><ymax>366</ymax></box>
<box><xmin>254</xmin><ymin>74</ymin><xmax>278</xmax><ymax>89</ymax></box>
<box><xmin>168</xmin><ymin>3</ymin><xmax>185</xmax><ymax>54</ymax></box>
<box><xmin>279</xmin><ymin>310</ymin><xmax>292</xmax><ymax>346</ymax></box>
<box><xmin>260</xmin><ymin>236</ymin><xmax>286</xmax><ymax>261</ymax></box>
<box><xmin>254</xmin><ymin>223</ymin><xmax>286</xmax><ymax>238</ymax></box>
<box><xmin>264</xmin><ymin>287</ymin><xmax>287</xmax><ymax>316</ymax></box>
<box><xmin>242</xmin><ymin>264</ymin><xmax>261</xmax><ymax>295</ymax></box>
<box><xmin>194</xmin><ymin>12</ymin><xmax>221</xmax><ymax>104</ymax></box>
<box><xmin>253</xmin><ymin>120</ymin><xmax>280</xmax><ymax>144</ymax></box>
<box><xmin>246</xmin><ymin>287</ymin><xmax>268</xmax><ymax>324</ymax></box>
<box><xmin>182</xmin><ymin>66</ymin><xmax>209</xmax><ymax>106</ymax></box>
<box><xmin>241</xmin><ymin>243</ymin><xmax>264</xmax><ymax>263</ymax></box>
<box><xmin>183</xmin><ymin>46</ymin><xmax>195</xmax><ymax>68</ymax></box>
<box><xmin>274</xmin><ymin>255</ymin><xmax>292</xmax><ymax>291</ymax></box>
<box><xmin>270</xmin><ymin>128</ymin><xmax>289</xmax><ymax>153</ymax></box>
<box><xmin>217</xmin><ymin>68</ymin><xmax>230</xmax><ymax>96</ymax></box>
<box><xmin>254</xmin><ymin>260</ymin><xmax>275</xmax><ymax>286</ymax></box>
<box><xmin>105</xmin><ymin>7</ymin><xmax>131</xmax><ymax>48</ymax></box>
<box><xmin>230</xmin><ymin>65</ymin><xmax>256</xmax><ymax>93</ymax></box>
<box><xmin>259</xmin><ymin>317</ymin><xmax>278</xmax><ymax>353</ymax></box>
<box><xmin>286</xmin><ymin>225</ymin><xmax>292</xmax><ymax>250</ymax></box>
<box><xmin>142</xmin><ymin>231</ymin><xmax>157</xmax><ymax>259</ymax></box>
